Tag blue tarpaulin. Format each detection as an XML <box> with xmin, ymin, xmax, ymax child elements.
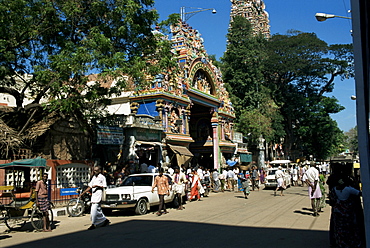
<box><xmin>137</xmin><ymin>101</ymin><xmax>158</xmax><ymax>116</ymax></box>
<box><xmin>227</xmin><ymin>160</ymin><xmax>238</xmax><ymax>167</ymax></box>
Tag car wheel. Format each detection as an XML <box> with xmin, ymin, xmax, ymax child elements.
<box><xmin>135</xmin><ymin>198</ymin><xmax>148</xmax><ymax>215</ymax></box>
<box><xmin>103</xmin><ymin>208</ymin><xmax>113</xmax><ymax>216</ymax></box>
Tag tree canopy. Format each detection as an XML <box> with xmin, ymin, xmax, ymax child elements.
<box><xmin>264</xmin><ymin>31</ymin><xmax>352</xmax><ymax>159</ymax></box>
<box><xmin>222</xmin><ymin>17</ymin><xmax>353</xmax><ymax>160</ymax></box>
<box><xmin>0</xmin><ymin>0</ymin><xmax>179</xmax><ymax>157</ymax></box>
<box><xmin>222</xmin><ymin>16</ymin><xmax>284</xmax><ymax>143</ymax></box>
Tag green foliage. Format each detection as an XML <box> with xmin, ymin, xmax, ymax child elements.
<box><xmin>0</xmin><ymin>0</ymin><xmax>177</xmax><ymax>116</ymax></box>
<box><xmin>263</xmin><ymin>31</ymin><xmax>353</xmax><ymax>160</ymax></box>
<box><xmin>344</xmin><ymin>127</ymin><xmax>358</xmax><ymax>154</ymax></box>
<box><xmin>221</xmin><ymin>16</ymin><xmax>283</xmax><ymax>144</ymax></box>
<box><xmin>221</xmin><ymin>18</ymin><xmax>353</xmax><ymax>160</ymax></box>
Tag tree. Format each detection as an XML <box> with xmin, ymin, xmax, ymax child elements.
<box><xmin>0</xmin><ymin>0</ymin><xmax>178</xmax><ymax>157</ymax></box>
<box><xmin>264</xmin><ymin>31</ymin><xmax>353</xmax><ymax>160</ymax></box>
<box><xmin>344</xmin><ymin>127</ymin><xmax>358</xmax><ymax>154</ymax></box>
<box><xmin>221</xmin><ymin>16</ymin><xmax>284</xmax><ymax>144</ymax></box>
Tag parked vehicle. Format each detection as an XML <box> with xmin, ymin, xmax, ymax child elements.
<box><xmin>0</xmin><ymin>157</ymin><xmax>54</xmax><ymax>232</ymax></box>
<box><xmin>264</xmin><ymin>168</ymin><xmax>291</xmax><ymax>188</ymax></box>
<box><xmin>66</xmin><ymin>186</ymin><xmax>91</xmax><ymax>217</ymax></box>
<box><xmin>101</xmin><ymin>173</ymin><xmax>177</xmax><ymax>215</ymax></box>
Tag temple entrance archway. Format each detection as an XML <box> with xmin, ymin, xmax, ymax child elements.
<box><xmin>188</xmin><ymin>103</ymin><xmax>214</xmax><ymax>169</ymax></box>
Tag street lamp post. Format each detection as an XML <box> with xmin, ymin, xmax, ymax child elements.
<box><xmin>180</xmin><ymin>6</ymin><xmax>216</xmax><ymax>23</ymax></box>
<box><xmin>315</xmin><ymin>12</ymin><xmax>351</xmax><ymax>22</ymax></box>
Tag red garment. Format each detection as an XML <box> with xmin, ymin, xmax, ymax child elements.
<box><xmin>190</xmin><ymin>178</ymin><xmax>200</xmax><ymax>200</ymax></box>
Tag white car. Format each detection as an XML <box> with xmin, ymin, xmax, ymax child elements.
<box><xmin>264</xmin><ymin>168</ymin><xmax>291</xmax><ymax>188</ymax></box>
<box><xmin>101</xmin><ymin>173</ymin><xmax>177</xmax><ymax>215</ymax></box>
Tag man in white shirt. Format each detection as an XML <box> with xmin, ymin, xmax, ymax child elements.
<box><xmin>197</xmin><ymin>167</ymin><xmax>204</xmax><ymax>180</ymax></box>
<box><xmin>226</xmin><ymin>168</ymin><xmax>236</xmax><ymax>191</ymax></box>
<box><xmin>81</xmin><ymin>166</ymin><xmax>110</xmax><ymax>230</ymax></box>
<box><xmin>321</xmin><ymin>163</ymin><xmax>328</xmax><ymax>176</ymax></box>
<box><xmin>305</xmin><ymin>164</ymin><xmax>322</xmax><ymax>217</ymax></box>
<box><xmin>172</xmin><ymin>167</ymin><xmax>187</xmax><ymax>210</ymax></box>
<box><xmin>168</xmin><ymin>167</ymin><xmax>174</xmax><ymax>176</ymax></box>
<box><xmin>274</xmin><ymin>166</ymin><xmax>286</xmax><ymax>196</ymax></box>
<box><xmin>212</xmin><ymin>169</ymin><xmax>220</xmax><ymax>192</ymax></box>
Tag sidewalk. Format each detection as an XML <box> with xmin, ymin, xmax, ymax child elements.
<box><xmin>1</xmin><ymin>185</ymin><xmax>331</xmax><ymax>247</ymax></box>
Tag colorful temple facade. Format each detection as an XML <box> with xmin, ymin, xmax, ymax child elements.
<box><xmin>128</xmin><ymin>21</ymin><xmax>236</xmax><ymax>170</ymax></box>
<box><xmin>230</xmin><ymin>0</ymin><xmax>270</xmax><ymax>38</ymax></box>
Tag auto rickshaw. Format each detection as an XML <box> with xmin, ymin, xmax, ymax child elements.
<box><xmin>0</xmin><ymin>157</ymin><xmax>53</xmax><ymax>231</ymax></box>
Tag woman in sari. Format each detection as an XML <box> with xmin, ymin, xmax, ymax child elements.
<box><xmin>330</xmin><ymin>178</ymin><xmax>364</xmax><ymax>248</ymax></box>
<box><xmin>259</xmin><ymin>168</ymin><xmax>266</xmax><ymax>185</ymax></box>
<box><xmin>189</xmin><ymin>170</ymin><xmax>201</xmax><ymax>201</ymax></box>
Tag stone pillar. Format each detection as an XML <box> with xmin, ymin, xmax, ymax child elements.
<box><xmin>155</xmin><ymin>100</ymin><xmax>165</xmax><ymax>119</ymax></box>
<box><xmin>258</xmin><ymin>135</ymin><xmax>265</xmax><ymax>169</ymax></box>
<box><xmin>164</xmin><ymin>108</ymin><xmax>169</xmax><ymax>132</ymax></box>
<box><xmin>130</xmin><ymin>102</ymin><xmax>140</xmax><ymax>114</ymax></box>
<box><xmin>185</xmin><ymin>106</ymin><xmax>191</xmax><ymax>135</ymax></box>
<box><xmin>211</xmin><ymin>112</ymin><xmax>219</xmax><ymax>170</ymax></box>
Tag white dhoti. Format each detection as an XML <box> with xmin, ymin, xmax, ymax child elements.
<box><xmin>172</xmin><ymin>184</ymin><xmax>185</xmax><ymax>195</ymax></box>
<box><xmin>277</xmin><ymin>178</ymin><xmax>285</xmax><ymax>188</ymax></box>
<box><xmin>90</xmin><ymin>203</ymin><xmax>106</xmax><ymax>225</ymax></box>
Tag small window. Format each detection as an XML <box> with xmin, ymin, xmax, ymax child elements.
<box><xmin>121</xmin><ymin>176</ymin><xmax>153</xmax><ymax>186</ymax></box>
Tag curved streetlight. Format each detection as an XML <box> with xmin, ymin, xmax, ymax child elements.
<box><xmin>315</xmin><ymin>12</ymin><xmax>351</xmax><ymax>22</ymax></box>
<box><xmin>180</xmin><ymin>7</ymin><xmax>216</xmax><ymax>23</ymax></box>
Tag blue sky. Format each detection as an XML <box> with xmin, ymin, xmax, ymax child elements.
<box><xmin>154</xmin><ymin>0</ymin><xmax>355</xmax><ymax>132</ymax></box>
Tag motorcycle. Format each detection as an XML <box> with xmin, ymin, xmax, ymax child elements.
<box><xmin>202</xmin><ymin>177</ymin><xmax>211</xmax><ymax>197</ymax></box>
<box><xmin>66</xmin><ymin>186</ymin><xmax>91</xmax><ymax>217</ymax></box>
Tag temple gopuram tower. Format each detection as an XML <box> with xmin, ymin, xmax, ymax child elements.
<box><xmin>230</xmin><ymin>0</ymin><xmax>270</xmax><ymax>38</ymax></box>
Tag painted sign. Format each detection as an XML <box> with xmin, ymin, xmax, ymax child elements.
<box><xmin>97</xmin><ymin>125</ymin><xmax>124</xmax><ymax>145</ymax></box>
<box><xmin>60</xmin><ymin>187</ymin><xmax>78</xmax><ymax>196</ymax></box>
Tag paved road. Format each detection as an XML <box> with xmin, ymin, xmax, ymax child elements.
<box><xmin>1</xmin><ymin>185</ymin><xmax>330</xmax><ymax>248</ymax></box>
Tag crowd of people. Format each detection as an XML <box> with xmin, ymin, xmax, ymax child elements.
<box><xmin>92</xmin><ymin>160</ymin><xmax>365</xmax><ymax>247</ymax></box>
<box><xmin>281</xmin><ymin>161</ymin><xmax>365</xmax><ymax>247</ymax></box>
<box><xmin>49</xmin><ymin>156</ymin><xmax>364</xmax><ymax>248</ymax></box>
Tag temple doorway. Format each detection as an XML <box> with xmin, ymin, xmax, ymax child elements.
<box><xmin>188</xmin><ymin>103</ymin><xmax>214</xmax><ymax>169</ymax></box>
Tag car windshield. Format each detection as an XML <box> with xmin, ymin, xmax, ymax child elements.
<box><xmin>121</xmin><ymin>175</ymin><xmax>153</xmax><ymax>186</ymax></box>
<box><xmin>268</xmin><ymin>170</ymin><xmax>277</xmax><ymax>175</ymax></box>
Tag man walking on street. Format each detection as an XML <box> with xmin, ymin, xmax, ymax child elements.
<box><xmin>35</xmin><ymin>173</ymin><xmax>52</xmax><ymax>232</ymax></box>
<box><xmin>226</xmin><ymin>168</ymin><xmax>236</xmax><ymax>191</ymax></box>
<box><xmin>251</xmin><ymin>166</ymin><xmax>260</xmax><ymax>191</ymax></box>
<box><xmin>274</xmin><ymin>166</ymin><xmax>286</xmax><ymax>196</ymax></box>
<box><xmin>172</xmin><ymin>167</ymin><xmax>187</xmax><ymax>210</ymax></box>
<box><xmin>212</xmin><ymin>169</ymin><xmax>220</xmax><ymax>192</ymax></box>
<box><xmin>81</xmin><ymin>166</ymin><xmax>110</xmax><ymax>230</ymax></box>
<box><xmin>152</xmin><ymin>168</ymin><xmax>171</xmax><ymax>215</ymax></box>
<box><xmin>305</xmin><ymin>163</ymin><xmax>322</xmax><ymax>217</ymax></box>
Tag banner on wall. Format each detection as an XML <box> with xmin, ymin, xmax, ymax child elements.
<box><xmin>97</xmin><ymin>125</ymin><xmax>124</xmax><ymax>145</ymax></box>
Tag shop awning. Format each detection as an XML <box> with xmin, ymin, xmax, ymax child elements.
<box><xmin>169</xmin><ymin>145</ymin><xmax>193</xmax><ymax>157</ymax></box>
<box><xmin>0</xmin><ymin>157</ymin><xmax>47</xmax><ymax>169</ymax></box>
<box><xmin>168</xmin><ymin>145</ymin><xmax>193</xmax><ymax>167</ymax></box>
<box><xmin>135</xmin><ymin>141</ymin><xmax>163</xmax><ymax>146</ymax></box>
<box><xmin>270</xmin><ymin>160</ymin><xmax>291</xmax><ymax>164</ymax></box>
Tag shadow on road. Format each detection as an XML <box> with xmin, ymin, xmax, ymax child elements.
<box><xmin>5</xmin><ymin>219</ymin><xmax>329</xmax><ymax>248</ymax></box>
<box><xmin>294</xmin><ymin>210</ymin><xmax>314</xmax><ymax>216</ymax></box>
<box><xmin>0</xmin><ymin>234</ymin><xmax>11</xmax><ymax>240</ymax></box>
